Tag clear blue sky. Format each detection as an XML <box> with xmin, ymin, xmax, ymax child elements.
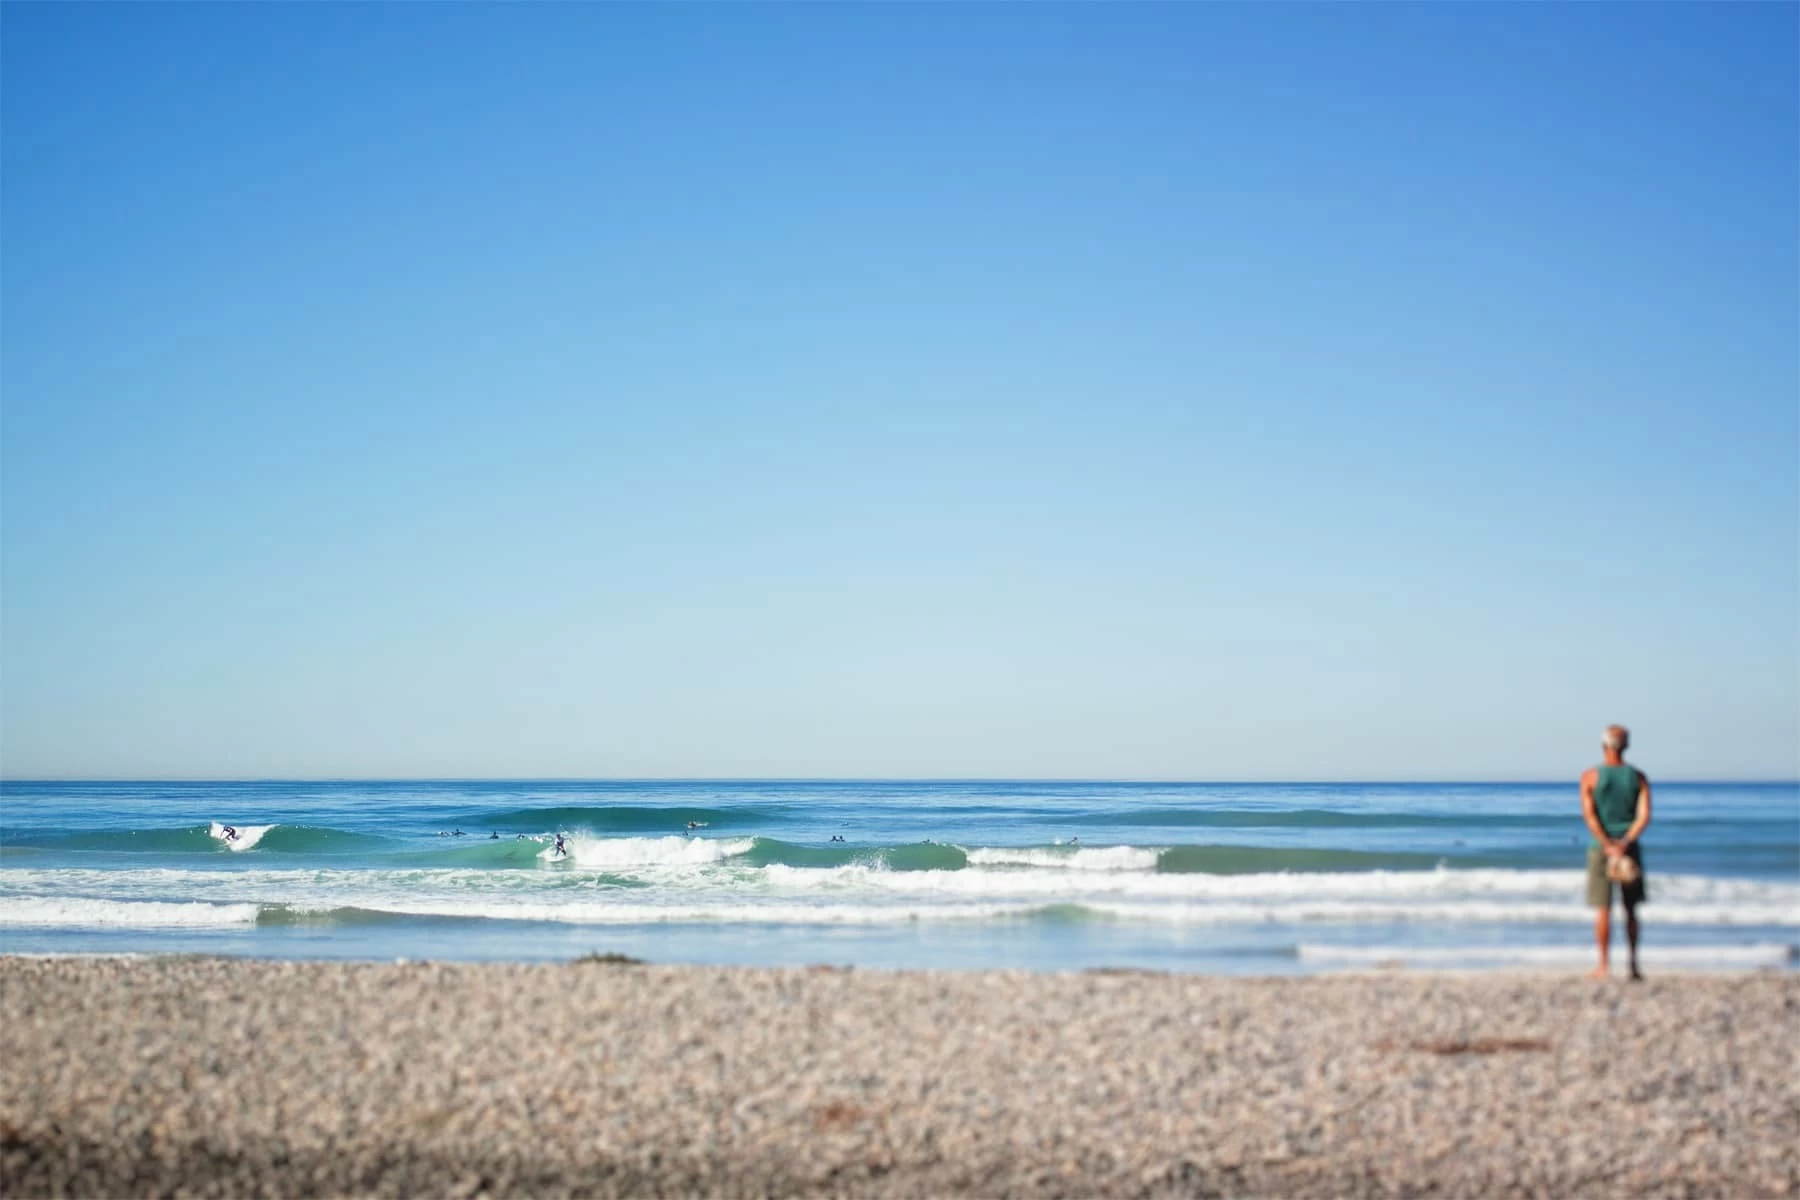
<box><xmin>3</xmin><ymin>4</ymin><xmax>1794</xmax><ymax>781</ymax></box>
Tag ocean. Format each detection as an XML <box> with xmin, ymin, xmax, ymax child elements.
<box><xmin>1</xmin><ymin>779</ymin><xmax>1794</xmax><ymax>973</ymax></box>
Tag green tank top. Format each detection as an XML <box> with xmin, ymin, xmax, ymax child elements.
<box><xmin>1592</xmin><ymin>764</ymin><xmax>1642</xmax><ymax>840</ymax></box>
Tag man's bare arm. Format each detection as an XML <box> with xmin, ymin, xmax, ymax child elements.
<box><xmin>1620</xmin><ymin>774</ymin><xmax>1652</xmax><ymax>846</ymax></box>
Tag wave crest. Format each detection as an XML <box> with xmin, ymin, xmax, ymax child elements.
<box><xmin>551</xmin><ymin>835</ymin><xmax>756</xmax><ymax>868</ymax></box>
<box><xmin>209</xmin><ymin>822</ymin><xmax>273</xmax><ymax>851</ymax></box>
<box><xmin>967</xmin><ymin>846</ymin><xmax>1160</xmax><ymax>871</ymax></box>
<box><xmin>0</xmin><ymin>897</ymin><xmax>261</xmax><ymax>928</ymax></box>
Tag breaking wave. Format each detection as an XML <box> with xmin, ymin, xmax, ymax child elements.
<box><xmin>0</xmin><ymin>897</ymin><xmax>261</xmax><ymax>929</ymax></box>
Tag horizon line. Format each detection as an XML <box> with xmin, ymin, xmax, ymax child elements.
<box><xmin>3</xmin><ymin>775</ymin><xmax>1795</xmax><ymax>787</ymax></box>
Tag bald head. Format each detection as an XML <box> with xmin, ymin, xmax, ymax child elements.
<box><xmin>1602</xmin><ymin>725</ymin><xmax>1630</xmax><ymax>752</ymax></box>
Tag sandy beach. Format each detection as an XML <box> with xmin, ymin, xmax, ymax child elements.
<box><xmin>2</xmin><ymin>955</ymin><xmax>1794</xmax><ymax>1198</ymax></box>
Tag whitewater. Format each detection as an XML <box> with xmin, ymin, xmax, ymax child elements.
<box><xmin>1</xmin><ymin>779</ymin><xmax>1794</xmax><ymax>972</ymax></box>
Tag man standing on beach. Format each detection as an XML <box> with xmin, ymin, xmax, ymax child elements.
<box><xmin>1580</xmin><ymin>725</ymin><xmax>1652</xmax><ymax>980</ymax></box>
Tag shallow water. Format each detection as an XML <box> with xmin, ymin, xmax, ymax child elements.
<box><xmin>2</xmin><ymin>779</ymin><xmax>1794</xmax><ymax>972</ymax></box>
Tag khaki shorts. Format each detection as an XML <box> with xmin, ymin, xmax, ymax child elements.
<box><xmin>1586</xmin><ymin>843</ymin><xmax>1646</xmax><ymax>908</ymax></box>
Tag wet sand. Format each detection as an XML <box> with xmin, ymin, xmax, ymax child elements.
<box><xmin>2</xmin><ymin>955</ymin><xmax>1795</xmax><ymax>1197</ymax></box>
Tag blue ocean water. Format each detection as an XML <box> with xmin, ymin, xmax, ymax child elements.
<box><xmin>1</xmin><ymin>780</ymin><xmax>1794</xmax><ymax>973</ymax></box>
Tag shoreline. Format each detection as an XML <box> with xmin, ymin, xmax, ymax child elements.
<box><xmin>4</xmin><ymin>956</ymin><xmax>1796</xmax><ymax>1197</ymax></box>
<box><xmin>2</xmin><ymin>944</ymin><xmax>1797</xmax><ymax>973</ymax></box>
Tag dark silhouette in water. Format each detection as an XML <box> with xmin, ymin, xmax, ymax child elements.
<box><xmin>220</xmin><ymin>826</ymin><xmax>239</xmax><ymax>842</ymax></box>
<box><xmin>553</xmin><ymin>834</ymin><xmax>568</xmax><ymax>858</ymax></box>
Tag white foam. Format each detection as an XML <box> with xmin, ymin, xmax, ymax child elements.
<box><xmin>1075</xmin><ymin>899</ymin><xmax>1800</xmax><ymax>926</ymax></box>
<box><xmin>751</xmin><ymin>863</ymin><xmax>1800</xmax><ymax>914</ymax></box>
<box><xmin>3</xmin><ymin>864</ymin><xmax>1796</xmax><ymax>933</ymax></box>
<box><xmin>965</xmin><ymin>846</ymin><xmax>1161</xmax><ymax>871</ymax></box>
<box><xmin>552</xmin><ymin>835</ymin><xmax>756</xmax><ymax>868</ymax></box>
<box><xmin>210</xmin><ymin>822</ymin><xmax>273</xmax><ymax>851</ymax></box>
<box><xmin>0</xmin><ymin>897</ymin><xmax>261</xmax><ymax>929</ymax></box>
<box><xmin>294</xmin><ymin>898</ymin><xmax>1030</xmax><ymax>926</ymax></box>
<box><xmin>1296</xmin><ymin>942</ymin><xmax>1797</xmax><ymax>969</ymax></box>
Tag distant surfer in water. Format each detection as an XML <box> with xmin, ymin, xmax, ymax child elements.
<box><xmin>553</xmin><ymin>833</ymin><xmax>568</xmax><ymax>858</ymax></box>
<box><xmin>221</xmin><ymin>825</ymin><xmax>239</xmax><ymax>842</ymax></box>
<box><xmin>490</xmin><ymin>831</ymin><xmax>499</xmax><ymax>840</ymax></box>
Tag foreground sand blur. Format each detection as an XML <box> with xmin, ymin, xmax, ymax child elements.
<box><xmin>2</xmin><ymin>955</ymin><xmax>1794</xmax><ymax>1197</ymax></box>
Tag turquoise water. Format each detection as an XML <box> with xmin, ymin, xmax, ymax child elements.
<box><xmin>1</xmin><ymin>780</ymin><xmax>1795</xmax><ymax>972</ymax></box>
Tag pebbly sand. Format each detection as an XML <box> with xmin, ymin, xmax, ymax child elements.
<box><xmin>1</xmin><ymin>955</ymin><xmax>1795</xmax><ymax>1198</ymax></box>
